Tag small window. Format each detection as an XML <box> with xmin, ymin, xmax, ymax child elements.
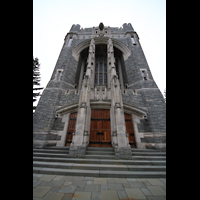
<box><xmin>131</xmin><ymin>37</ymin><xmax>136</xmax><ymax>45</ymax></box>
<box><xmin>115</xmin><ymin>58</ymin><xmax>120</xmax><ymax>83</ymax></box>
<box><xmin>57</xmin><ymin>71</ymin><xmax>62</xmax><ymax>80</ymax></box>
<box><xmin>142</xmin><ymin>70</ymin><xmax>147</xmax><ymax>80</ymax></box>
<box><xmin>67</xmin><ymin>38</ymin><xmax>72</xmax><ymax>47</ymax></box>
<box><xmin>82</xmin><ymin>59</ymin><xmax>87</xmax><ymax>80</ymax></box>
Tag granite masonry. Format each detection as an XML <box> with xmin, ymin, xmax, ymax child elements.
<box><xmin>33</xmin><ymin>23</ymin><xmax>166</xmax><ymax>159</ymax></box>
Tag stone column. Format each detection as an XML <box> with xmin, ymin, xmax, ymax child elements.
<box><xmin>69</xmin><ymin>38</ymin><xmax>95</xmax><ymax>157</ymax></box>
<box><xmin>108</xmin><ymin>38</ymin><xmax>132</xmax><ymax>159</ymax></box>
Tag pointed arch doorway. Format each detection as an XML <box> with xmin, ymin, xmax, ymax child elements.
<box><xmin>89</xmin><ymin>109</ymin><xmax>111</xmax><ymax>147</ymax></box>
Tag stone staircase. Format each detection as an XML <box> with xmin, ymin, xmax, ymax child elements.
<box><xmin>33</xmin><ymin>146</ymin><xmax>166</xmax><ymax>178</ymax></box>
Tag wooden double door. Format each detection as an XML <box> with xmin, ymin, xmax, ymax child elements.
<box><xmin>65</xmin><ymin>110</ymin><xmax>136</xmax><ymax>148</ymax></box>
<box><xmin>65</xmin><ymin>110</ymin><xmax>111</xmax><ymax>147</ymax></box>
<box><xmin>89</xmin><ymin>109</ymin><xmax>111</xmax><ymax>147</ymax></box>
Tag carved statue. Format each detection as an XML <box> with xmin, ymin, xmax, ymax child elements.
<box><xmin>89</xmin><ymin>38</ymin><xmax>95</xmax><ymax>53</ymax></box>
<box><xmin>108</xmin><ymin>38</ymin><xmax>114</xmax><ymax>53</ymax></box>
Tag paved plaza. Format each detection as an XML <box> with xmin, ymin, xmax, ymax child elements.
<box><xmin>33</xmin><ymin>174</ymin><xmax>166</xmax><ymax>200</ymax></box>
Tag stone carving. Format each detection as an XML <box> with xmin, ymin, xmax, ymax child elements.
<box><xmin>94</xmin><ymin>86</ymin><xmax>107</xmax><ymax>100</ymax></box>
<box><xmin>108</xmin><ymin>38</ymin><xmax>114</xmax><ymax>53</ymax></box>
<box><xmin>99</xmin><ymin>22</ymin><xmax>104</xmax><ymax>30</ymax></box>
<box><xmin>112</xmin><ymin>131</ymin><xmax>117</xmax><ymax>136</ymax></box>
<box><xmin>114</xmin><ymin>102</ymin><xmax>121</xmax><ymax>109</ymax></box>
<box><xmin>84</xmin><ymin>131</ymin><xmax>89</xmax><ymax>136</ymax></box>
<box><xmin>80</xmin><ymin>102</ymin><xmax>86</xmax><ymax>108</ymax></box>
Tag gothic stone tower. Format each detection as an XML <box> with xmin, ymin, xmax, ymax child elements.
<box><xmin>33</xmin><ymin>23</ymin><xmax>166</xmax><ymax>159</ymax></box>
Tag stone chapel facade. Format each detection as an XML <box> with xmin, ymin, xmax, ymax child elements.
<box><xmin>33</xmin><ymin>23</ymin><xmax>166</xmax><ymax>159</ymax></box>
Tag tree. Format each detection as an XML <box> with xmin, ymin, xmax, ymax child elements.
<box><xmin>33</xmin><ymin>57</ymin><xmax>43</xmax><ymax>110</ymax></box>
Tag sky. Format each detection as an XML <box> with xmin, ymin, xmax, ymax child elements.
<box><xmin>33</xmin><ymin>0</ymin><xmax>166</xmax><ymax>107</ymax></box>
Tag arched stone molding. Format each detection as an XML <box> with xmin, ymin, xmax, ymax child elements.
<box><xmin>56</xmin><ymin>103</ymin><xmax>79</xmax><ymax>116</ymax></box>
<box><xmin>123</xmin><ymin>103</ymin><xmax>147</xmax><ymax>118</ymax></box>
<box><xmin>90</xmin><ymin>100</ymin><xmax>111</xmax><ymax>110</ymax></box>
<box><xmin>72</xmin><ymin>37</ymin><xmax>131</xmax><ymax>61</ymax></box>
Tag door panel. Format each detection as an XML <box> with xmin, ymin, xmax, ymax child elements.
<box><xmin>89</xmin><ymin>109</ymin><xmax>111</xmax><ymax>147</ymax></box>
<box><xmin>124</xmin><ymin>113</ymin><xmax>136</xmax><ymax>148</ymax></box>
<box><xmin>65</xmin><ymin>112</ymin><xmax>77</xmax><ymax>146</ymax></box>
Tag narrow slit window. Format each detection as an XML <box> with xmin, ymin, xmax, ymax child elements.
<box><xmin>142</xmin><ymin>71</ymin><xmax>147</xmax><ymax>80</ymax></box>
<box><xmin>67</xmin><ymin>38</ymin><xmax>72</xmax><ymax>47</ymax></box>
<box><xmin>57</xmin><ymin>71</ymin><xmax>61</xmax><ymax>80</ymax></box>
<box><xmin>131</xmin><ymin>37</ymin><xmax>136</xmax><ymax>45</ymax></box>
<box><xmin>115</xmin><ymin>58</ymin><xmax>120</xmax><ymax>83</ymax></box>
<box><xmin>82</xmin><ymin>60</ymin><xmax>87</xmax><ymax>79</ymax></box>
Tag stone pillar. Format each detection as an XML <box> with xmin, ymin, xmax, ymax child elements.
<box><xmin>108</xmin><ymin>38</ymin><xmax>132</xmax><ymax>159</ymax></box>
<box><xmin>69</xmin><ymin>38</ymin><xmax>95</xmax><ymax>157</ymax></box>
<box><xmin>87</xmin><ymin>38</ymin><xmax>95</xmax><ymax>88</ymax></box>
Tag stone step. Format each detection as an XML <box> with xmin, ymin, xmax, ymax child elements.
<box><xmin>132</xmin><ymin>156</ymin><xmax>166</xmax><ymax>161</ymax></box>
<box><xmin>132</xmin><ymin>152</ymin><xmax>166</xmax><ymax>156</ymax></box>
<box><xmin>87</xmin><ymin>147</ymin><xmax>163</xmax><ymax>153</ymax></box>
<box><xmin>85</xmin><ymin>151</ymin><xmax>166</xmax><ymax>156</ymax></box>
<box><xmin>86</xmin><ymin>151</ymin><xmax>115</xmax><ymax>155</ymax></box>
<box><xmin>131</xmin><ymin>148</ymin><xmax>161</xmax><ymax>152</ymax></box>
<box><xmin>33</xmin><ymin>152</ymin><xmax>70</xmax><ymax>158</ymax></box>
<box><xmin>43</xmin><ymin>146</ymin><xmax>70</xmax><ymax>150</ymax></box>
<box><xmin>33</xmin><ymin>149</ymin><xmax>69</xmax><ymax>154</ymax></box>
<box><xmin>33</xmin><ymin>167</ymin><xmax>166</xmax><ymax>178</ymax></box>
<box><xmin>33</xmin><ymin>149</ymin><xmax>165</xmax><ymax>157</ymax></box>
<box><xmin>33</xmin><ymin>161</ymin><xmax>166</xmax><ymax>171</ymax></box>
<box><xmin>33</xmin><ymin>151</ymin><xmax>165</xmax><ymax>161</ymax></box>
<box><xmin>86</xmin><ymin>147</ymin><xmax>114</xmax><ymax>152</ymax></box>
<box><xmin>33</xmin><ymin>156</ymin><xmax>166</xmax><ymax>166</ymax></box>
<box><xmin>33</xmin><ymin>152</ymin><xmax>117</xmax><ymax>160</ymax></box>
<box><xmin>33</xmin><ymin>146</ymin><xmax>165</xmax><ymax>178</ymax></box>
<box><xmin>84</xmin><ymin>154</ymin><xmax>117</xmax><ymax>159</ymax></box>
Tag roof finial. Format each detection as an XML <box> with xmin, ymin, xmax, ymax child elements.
<box><xmin>99</xmin><ymin>22</ymin><xmax>104</xmax><ymax>30</ymax></box>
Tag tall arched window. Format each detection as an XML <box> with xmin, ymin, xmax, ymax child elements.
<box><xmin>95</xmin><ymin>55</ymin><xmax>107</xmax><ymax>85</ymax></box>
<box><xmin>75</xmin><ymin>44</ymin><xmax>128</xmax><ymax>91</ymax></box>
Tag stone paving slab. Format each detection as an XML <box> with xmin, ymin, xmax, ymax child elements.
<box><xmin>42</xmin><ymin>192</ymin><xmax>64</xmax><ymax>200</ymax></box>
<box><xmin>147</xmin><ymin>186</ymin><xmax>166</xmax><ymax>196</ymax></box>
<box><xmin>108</xmin><ymin>183</ymin><xmax>124</xmax><ymax>190</ymax></box>
<box><xmin>38</xmin><ymin>175</ymin><xmax>56</xmax><ymax>182</ymax></box>
<box><xmin>33</xmin><ymin>174</ymin><xmax>166</xmax><ymax>199</ymax></box>
<box><xmin>33</xmin><ymin>186</ymin><xmax>51</xmax><ymax>198</ymax></box>
<box><xmin>72</xmin><ymin>191</ymin><xmax>91</xmax><ymax>200</ymax></box>
<box><xmin>94</xmin><ymin>178</ymin><xmax>107</xmax><ymax>185</ymax></box>
<box><xmin>125</xmin><ymin>188</ymin><xmax>147</xmax><ymax>199</ymax></box>
<box><xmin>101</xmin><ymin>190</ymin><xmax>119</xmax><ymax>200</ymax></box>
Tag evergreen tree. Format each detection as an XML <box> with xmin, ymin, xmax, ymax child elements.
<box><xmin>33</xmin><ymin>57</ymin><xmax>43</xmax><ymax>110</ymax></box>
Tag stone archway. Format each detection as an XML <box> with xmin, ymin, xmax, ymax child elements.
<box><xmin>72</xmin><ymin>37</ymin><xmax>131</xmax><ymax>61</ymax></box>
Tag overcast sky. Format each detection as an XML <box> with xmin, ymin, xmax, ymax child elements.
<box><xmin>33</xmin><ymin>0</ymin><xmax>166</xmax><ymax>107</ymax></box>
